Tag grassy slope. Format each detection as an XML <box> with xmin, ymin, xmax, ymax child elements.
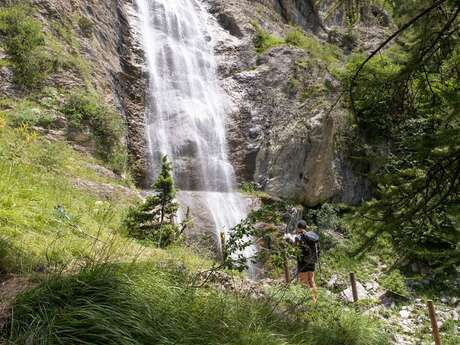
<box><xmin>0</xmin><ymin>4</ymin><xmax>396</xmax><ymax>345</ymax></box>
<box><xmin>0</xmin><ymin>113</ymin><xmax>132</xmax><ymax>272</ymax></box>
<box><xmin>0</xmin><ymin>112</ymin><xmax>390</xmax><ymax>345</ymax></box>
<box><xmin>5</xmin><ymin>263</ymin><xmax>389</xmax><ymax>345</ymax></box>
<box><xmin>0</xmin><ymin>111</ymin><xmax>209</xmax><ymax>274</ymax></box>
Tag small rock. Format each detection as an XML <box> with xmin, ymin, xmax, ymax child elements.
<box><xmin>340</xmin><ymin>282</ymin><xmax>368</xmax><ymax>302</ymax></box>
<box><xmin>364</xmin><ymin>280</ymin><xmax>379</xmax><ymax>291</ymax></box>
<box><xmin>451</xmin><ymin>310</ymin><xmax>459</xmax><ymax>321</ymax></box>
<box><xmin>399</xmin><ymin>310</ymin><xmax>410</xmax><ymax>319</ymax></box>
<box><xmin>327</xmin><ymin>274</ymin><xmax>338</xmax><ymax>289</ymax></box>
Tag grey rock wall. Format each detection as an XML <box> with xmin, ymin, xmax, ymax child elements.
<box><xmin>206</xmin><ymin>0</ymin><xmax>371</xmax><ymax>205</ymax></box>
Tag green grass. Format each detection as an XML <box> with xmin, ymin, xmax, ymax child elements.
<box><xmin>285</xmin><ymin>28</ymin><xmax>341</xmax><ymax>64</ymax></box>
<box><xmin>0</xmin><ymin>113</ymin><xmax>136</xmax><ymax>273</ymax></box>
<box><xmin>1</xmin><ymin>98</ymin><xmax>57</xmax><ymax>128</ymax></box>
<box><xmin>252</xmin><ymin>23</ymin><xmax>342</xmax><ymax>65</ymax></box>
<box><xmin>3</xmin><ymin>262</ymin><xmax>390</xmax><ymax>345</ymax></box>
<box><xmin>253</xmin><ymin>22</ymin><xmax>284</xmax><ymax>53</ymax></box>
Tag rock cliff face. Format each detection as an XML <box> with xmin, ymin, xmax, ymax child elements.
<box><xmin>1</xmin><ymin>0</ymin><xmax>148</xmax><ymax>183</ymax></box>
<box><xmin>206</xmin><ymin>0</ymin><xmax>371</xmax><ymax>205</ymax></box>
<box><xmin>252</xmin><ymin>0</ymin><xmax>324</xmax><ymax>33</ymax></box>
<box><xmin>1</xmin><ymin>0</ymin><xmax>373</xmax><ymax>206</ymax></box>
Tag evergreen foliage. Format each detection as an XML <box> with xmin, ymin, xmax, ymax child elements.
<box><xmin>124</xmin><ymin>156</ymin><xmax>180</xmax><ymax>247</ymax></box>
<box><xmin>342</xmin><ymin>0</ymin><xmax>460</xmax><ymax>271</ymax></box>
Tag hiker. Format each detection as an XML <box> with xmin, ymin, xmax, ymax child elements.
<box><xmin>285</xmin><ymin>220</ymin><xmax>320</xmax><ymax>303</ymax></box>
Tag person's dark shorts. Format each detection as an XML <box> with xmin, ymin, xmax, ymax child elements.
<box><xmin>298</xmin><ymin>262</ymin><xmax>315</xmax><ymax>272</ymax></box>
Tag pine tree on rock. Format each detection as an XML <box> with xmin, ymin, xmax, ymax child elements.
<box><xmin>124</xmin><ymin>155</ymin><xmax>180</xmax><ymax>247</ymax></box>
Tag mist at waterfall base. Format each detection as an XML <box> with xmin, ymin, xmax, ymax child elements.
<box><xmin>135</xmin><ymin>0</ymin><xmax>256</xmax><ymax>276</ymax></box>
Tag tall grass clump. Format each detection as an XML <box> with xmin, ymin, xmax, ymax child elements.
<box><xmin>5</xmin><ymin>265</ymin><xmax>152</xmax><ymax>345</ymax></box>
<box><xmin>61</xmin><ymin>90</ymin><xmax>127</xmax><ymax>173</ymax></box>
<box><xmin>4</xmin><ymin>261</ymin><xmax>390</xmax><ymax>345</ymax></box>
<box><xmin>0</xmin><ymin>5</ymin><xmax>52</xmax><ymax>88</ymax></box>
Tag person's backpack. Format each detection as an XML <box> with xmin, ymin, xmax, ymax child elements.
<box><xmin>299</xmin><ymin>231</ymin><xmax>320</xmax><ymax>264</ymax></box>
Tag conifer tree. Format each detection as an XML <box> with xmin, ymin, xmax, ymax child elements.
<box><xmin>124</xmin><ymin>155</ymin><xmax>179</xmax><ymax>247</ymax></box>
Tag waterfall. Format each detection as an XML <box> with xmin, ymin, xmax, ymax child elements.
<box><xmin>135</xmin><ymin>0</ymin><xmax>254</xmax><ymax>269</ymax></box>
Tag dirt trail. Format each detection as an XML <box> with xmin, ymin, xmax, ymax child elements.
<box><xmin>0</xmin><ymin>275</ymin><xmax>32</xmax><ymax>331</ymax></box>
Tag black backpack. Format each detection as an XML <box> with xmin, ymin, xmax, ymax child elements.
<box><xmin>299</xmin><ymin>231</ymin><xmax>320</xmax><ymax>264</ymax></box>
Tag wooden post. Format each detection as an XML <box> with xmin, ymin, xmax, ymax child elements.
<box><xmin>220</xmin><ymin>232</ymin><xmax>226</xmax><ymax>262</ymax></box>
<box><xmin>283</xmin><ymin>253</ymin><xmax>290</xmax><ymax>284</ymax></box>
<box><xmin>427</xmin><ymin>300</ymin><xmax>442</xmax><ymax>345</ymax></box>
<box><xmin>350</xmin><ymin>272</ymin><xmax>359</xmax><ymax>302</ymax></box>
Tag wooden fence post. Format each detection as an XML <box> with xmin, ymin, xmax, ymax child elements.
<box><xmin>350</xmin><ymin>272</ymin><xmax>359</xmax><ymax>302</ymax></box>
<box><xmin>220</xmin><ymin>232</ymin><xmax>226</xmax><ymax>262</ymax></box>
<box><xmin>427</xmin><ymin>300</ymin><xmax>442</xmax><ymax>345</ymax></box>
<box><xmin>283</xmin><ymin>253</ymin><xmax>290</xmax><ymax>284</ymax></box>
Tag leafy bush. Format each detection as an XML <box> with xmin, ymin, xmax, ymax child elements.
<box><xmin>61</xmin><ymin>90</ymin><xmax>127</xmax><ymax>173</ymax></box>
<box><xmin>304</xmin><ymin>203</ymin><xmax>342</xmax><ymax>230</ymax></box>
<box><xmin>340</xmin><ymin>53</ymin><xmax>404</xmax><ymax>141</ymax></box>
<box><xmin>124</xmin><ymin>156</ymin><xmax>181</xmax><ymax>247</ymax></box>
<box><xmin>0</xmin><ymin>5</ymin><xmax>52</xmax><ymax>88</ymax></box>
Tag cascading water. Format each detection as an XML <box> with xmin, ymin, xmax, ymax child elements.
<box><xmin>135</xmin><ymin>0</ymin><xmax>255</xmax><ymax>272</ymax></box>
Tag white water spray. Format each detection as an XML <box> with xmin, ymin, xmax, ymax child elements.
<box><xmin>135</xmin><ymin>0</ymin><xmax>254</xmax><ymax>271</ymax></box>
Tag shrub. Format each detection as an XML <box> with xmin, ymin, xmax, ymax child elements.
<box><xmin>379</xmin><ymin>270</ymin><xmax>410</xmax><ymax>297</ymax></box>
<box><xmin>340</xmin><ymin>53</ymin><xmax>403</xmax><ymax>141</ymax></box>
<box><xmin>61</xmin><ymin>90</ymin><xmax>127</xmax><ymax>172</ymax></box>
<box><xmin>124</xmin><ymin>156</ymin><xmax>180</xmax><ymax>247</ymax></box>
<box><xmin>304</xmin><ymin>203</ymin><xmax>342</xmax><ymax>230</ymax></box>
<box><xmin>0</xmin><ymin>5</ymin><xmax>52</xmax><ymax>88</ymax></box>
<box><xmin>78</xmin><ymin>16</ymin><xmax>94</xmax><ymax>38</ymax></box>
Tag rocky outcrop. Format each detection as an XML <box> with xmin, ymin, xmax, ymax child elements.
<box><xmin>114</xmin><ymin>1</ymin><xmax>149</xmax><ymax>185</ymax></box>
<box><xmin>253</xmin><ymin>0</ymin><xmax>324</xmax><ymax>33</ymax></box>
<box><xmin>206</xmin><ymin>0</ymin><xmax>371</xmax><ymax>205</ymax></box>
<box><xmin>1</xmin><ymin>0</ymin><xmax>148</xmax><ymax>184</ymax></box>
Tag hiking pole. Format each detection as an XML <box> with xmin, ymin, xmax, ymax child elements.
<box><xmin>315</xmin><ymin>242</ymin><xmax>322</xmax><ymax>284</ymax></box>
<box><xmin>282</xmin><ymin>207</ymin><xmax>298</xmax><ymax>285</ymax></box>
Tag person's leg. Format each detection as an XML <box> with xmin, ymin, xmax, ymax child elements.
<box><xmin>306</xmin><ymin>272</ymin><xmax>318</xmax><ymax>303</ymax></box>
<box><xmin>298</xmin><ymin>271</ymin><xmax>309</xmax><ymax>288</ymax></box>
